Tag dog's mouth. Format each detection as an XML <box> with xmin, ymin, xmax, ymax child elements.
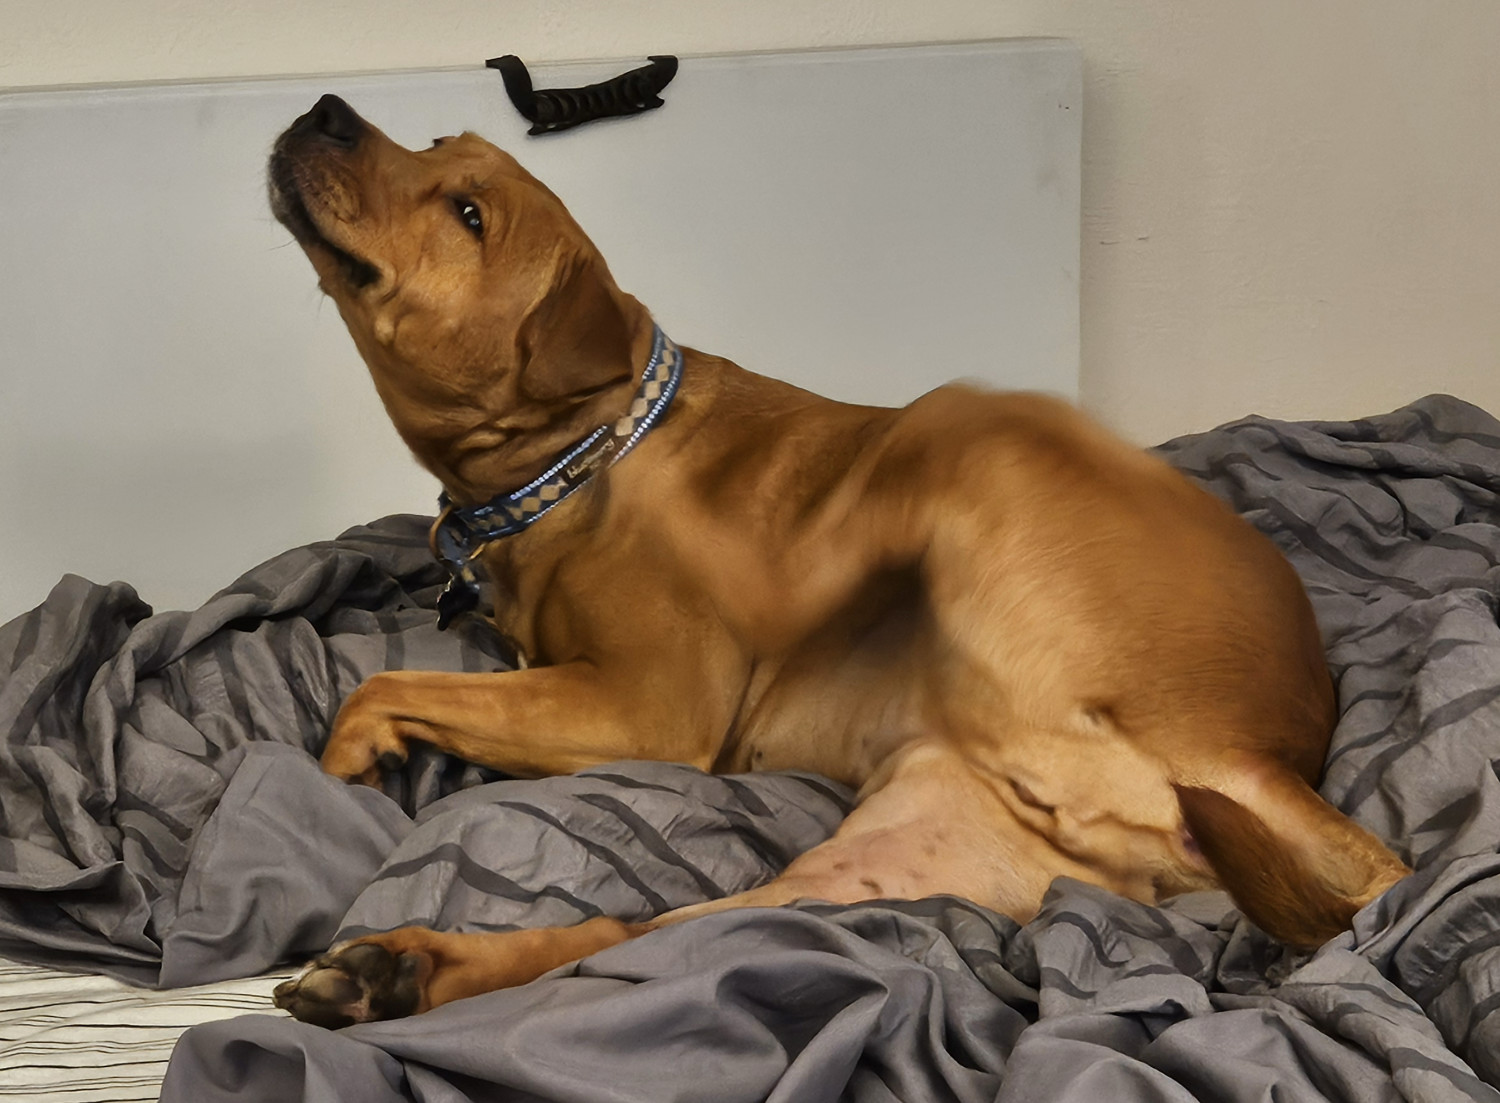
<box><xmin>269</xmin><ymin>150</ymin><xmax>381</xmax><ymax>291</ymax></box>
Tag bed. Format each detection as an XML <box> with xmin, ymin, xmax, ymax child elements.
<box><xmin>0</xmin><ymin>959</ymin><xmax>294</xmax><ymax>1101</ymax></box>
<box><xmin>1</xmin><ymin>393</ymin><xmax>1498</xmax><ymax>1102</ymax></box>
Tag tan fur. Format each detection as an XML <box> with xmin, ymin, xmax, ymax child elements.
<box><xmin>266</xmin><ymin>96</ymin><xmax>1409</xmax><ymax>1026</ymax></box>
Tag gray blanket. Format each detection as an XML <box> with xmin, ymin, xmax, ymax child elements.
<box><xmin>3</xmin><ymin>394</ymin><xmax>1499</xmax><ymax>1101</ymax></box>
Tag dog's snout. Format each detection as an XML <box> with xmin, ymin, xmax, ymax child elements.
<box><xmin>303</xmin><ymin>93</ymin><xmax>366</xmax><ymax>149</ymax></box>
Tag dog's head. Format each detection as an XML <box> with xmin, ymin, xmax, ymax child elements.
<box><xmin>269</xmin><ymin>95</ymin><xmax>641</xmax><ymax>491</ymax></box>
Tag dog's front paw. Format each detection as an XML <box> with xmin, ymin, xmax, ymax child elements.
<box><xmin>273</xmin><ymin>940</ymin><xmax>427</xmax><ymax>1028</ymax></box>
<box><xmin>321</xmin><ymin>676</ymin><xmax>411</xmax><ymax>785</ymax></box>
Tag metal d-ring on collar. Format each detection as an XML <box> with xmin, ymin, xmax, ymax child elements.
<box><xmin>429</xmin><ymin>324</ymin><xmax>683</xmax><ymax>629</ymax></box>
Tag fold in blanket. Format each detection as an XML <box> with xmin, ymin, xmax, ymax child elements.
<box><xmin>0</xmin><ymin>515</ymin><xmax>513</xmax><ymax>981</ymax></box>
<box><xmin>4</xmin><ymin>395</ymin><xmax>1500</xmax><ymax>1101</ymax></box>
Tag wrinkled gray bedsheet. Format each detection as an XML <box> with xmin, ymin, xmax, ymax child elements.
<box><xmin>2</xmin><ymin>394</ymin><xmax>1499</xmax><ymax>1101</ymax></box>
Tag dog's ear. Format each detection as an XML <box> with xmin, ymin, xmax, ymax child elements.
<box><xmin>1174</xmin><ymin>769</ymin><xmax>1409</xmax><ymax>948</ymax></box>
<box><xmin>515</xmin><ymin>251</ymin><xmax>635</xmax><ymax>404</ymax></box>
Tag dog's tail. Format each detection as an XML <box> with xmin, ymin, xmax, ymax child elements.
<box><xmin>1173</xmin><ymin>767</ymin><xmax>1410</xmax><ymax>948</ymax></box>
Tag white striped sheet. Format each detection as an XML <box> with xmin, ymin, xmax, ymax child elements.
<box><xmin>0</xmin><ymin>958</ymin><xmax>294</xmax><ymax>1102</ymax></box>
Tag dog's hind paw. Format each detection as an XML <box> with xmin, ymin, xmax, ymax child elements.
<box><xmin>273</xmin><ymin>940</ymin><xmax>425</xmax><ymax>1028</ymax></box>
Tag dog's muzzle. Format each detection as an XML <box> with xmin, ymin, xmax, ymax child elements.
<box><xmin>269</xmin><ymin>95</ymin><xmax>381</xmax><ymax>289</ymax></box>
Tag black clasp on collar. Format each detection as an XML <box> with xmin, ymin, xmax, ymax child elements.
<box><xmin>429</xmin><ymin>503</ymin><xmax>484</xmax><ymax>630</ymax></box>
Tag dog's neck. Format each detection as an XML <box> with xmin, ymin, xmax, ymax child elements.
<box><xmin>447</xmin><ymin>324</ymin><xmax>658</xmax><ymax>508</ymax></box>
<box><xmin>375</xmin><ymin>289</ymin><xmax>658</xmax><ymax>508</ymax></box>
<box><xmin>427</xmin><ymin>323</ymin><xmax>683</xmax><ymax>628</ymax></box>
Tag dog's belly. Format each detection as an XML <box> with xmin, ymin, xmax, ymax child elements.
<box><xmin>772</xmin><ymin>736</ymin><xmax>1215</xmax><ymax>917</ymax></box>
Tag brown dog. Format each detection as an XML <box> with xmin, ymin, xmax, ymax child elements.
<box><xmin>266</xmin><ymin>94</ymin><xmax>1408</xmax><ymax>1028</ymax></box>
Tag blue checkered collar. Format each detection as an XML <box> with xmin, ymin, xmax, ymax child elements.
<box><xmin>429</xmin><ymin>324</ymin><xmax>683</xmax><ymax>628</ymax></box>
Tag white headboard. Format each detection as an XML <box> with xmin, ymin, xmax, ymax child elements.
<box><xmin>0</xmin><ymin>40</ymin><xmax>1080</xmax><ymax>620</ymax></box>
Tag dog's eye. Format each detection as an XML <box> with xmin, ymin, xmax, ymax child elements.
<box><xmin>453</xmin><ymin>199</ymin><xmax>483</xmax><ymax>238</ymax></box>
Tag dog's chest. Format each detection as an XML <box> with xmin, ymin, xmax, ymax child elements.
<box><xmin>716</xmin><ymin>595</ymin><xmax>940</xmax><ymax>787</ymax></box>
<box><xmin>475</xmin><ymin>517</ymin><xmax>713</xmax><ymax>667</ymax></box>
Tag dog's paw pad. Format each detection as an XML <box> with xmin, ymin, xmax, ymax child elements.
<box><xmin>273</xmin><ymin>941</ymin><xmax>422</xmax><ymax>1028</ymax></box>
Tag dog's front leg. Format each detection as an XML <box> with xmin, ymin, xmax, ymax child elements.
<box><xmin>321</xmin><ymin>664</ymin><xmax>699</xmax><ymax>785</ymax></box>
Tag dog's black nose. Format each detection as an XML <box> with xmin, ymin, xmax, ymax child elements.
<box><xmin>304</xmin><ymin>94</ymin><xmax>365</xmax><ymax>148</ymax></box>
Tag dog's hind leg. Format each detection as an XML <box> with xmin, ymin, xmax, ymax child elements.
<box><xmin>272</xmin><ymin>918</ymin><xmax>650</xmax><ymax>1027</ymax></box>
<box><xmin>273</xmin><ymin>742</ymin><xmax>1060</xmax><ymax>1027</ymax></box>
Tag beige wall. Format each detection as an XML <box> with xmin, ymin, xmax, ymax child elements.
<box><xmin>3</xmin><ymin>1</ymin><xmax>1496</xmax><ymax>444</ymax></box>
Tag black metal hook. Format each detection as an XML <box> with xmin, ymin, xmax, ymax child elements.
<box><xmin>486</xmin><ymin>54</ymin><xmax>679</xmax><ymax>136</ymax></box>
